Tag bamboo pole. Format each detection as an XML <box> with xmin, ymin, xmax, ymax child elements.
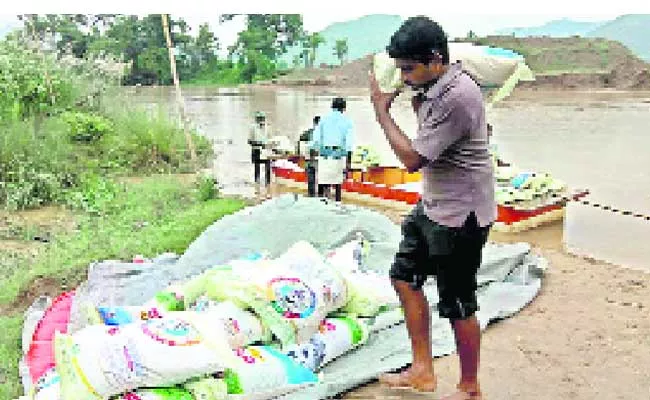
<box><xmin>161</xmin><ymin>13</ymin><xmax>197</xmax><ymax>167</ymax></box>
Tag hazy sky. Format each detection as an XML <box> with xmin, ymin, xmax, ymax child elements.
<box><xmin>2</xmin><ymin>0</ymin><xmax>644</xmax><ymax>54</ymax></box>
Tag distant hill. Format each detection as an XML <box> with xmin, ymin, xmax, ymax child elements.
<box><xmin>280</xmin><ymin>14</ymin><xmax>403</xmax><ymax>67</ymax></box>
<box><xmin>471</xmin><ymin>36</ymin><xmax>643</xmax><ymax>75</ymax></box>
<box><xmin>495</xmin><ymin>18</ymin><xmax>605</xmax><ymax>37</ymax></box>
<box><xmin>278</xmin><ymin>35</ymin><xmax>650</xmax><ymax>90</ymax></box>
<box><xmin>586</xmin><ymin>14</ymin><xmax>650</xmax><ymax>61</ymax></box>
<box><xmin>494</xmin><ymin>14</ymin><xmax>650</xmax><ymax>62</ymax></box>
<box><xmin>285</xmin><ymin>13</ymin><xmax>650</xmax><ymax>68</ymax></box>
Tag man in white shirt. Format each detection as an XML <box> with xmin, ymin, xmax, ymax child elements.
<box><xmin>248</xmin><ymin>111</ymin><xmax>271</xmax><ymax>185</ymax></box>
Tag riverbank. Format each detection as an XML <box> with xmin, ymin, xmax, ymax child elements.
<box><xmin>3</xmin><ymin>181</ymin><xmax>649</xmax><ymax>399</ymax></box>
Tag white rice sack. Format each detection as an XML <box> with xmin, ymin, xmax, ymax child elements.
<box><xmin>274</xmin><ymin>241</ymin><xmax>348</xmax><ymax>312</ymax></box>
<box><xmin>373</xmin><ymin>52</ymin><xmax>404</xmax><ymax>93</ymax></box>
<box><xmin>233</xmin><ymin>241</ymin><xmax>347</xmax><ymax>345</ymax></box>
<box><xmin>92</xmin><ymin>301</ymin><xmax>269</xmax><ymax>349</ymax></box>
<box><xmin>185</xmin><ymin>295</ymin><xmax>221</xmax><ymax>312</ymax></box>
<box><xmin>144</xmin><ymin>262</ymin><xmax>263</xmax><ymax>313</ymax></box>
<box><xmin>54</xmin><ymin>314</ymin><xmax>235</xmax><ymax>400</ymax></box>
<box><xmin>32</xmin><ymin>366</ymin><xmax>60</xmax><ymax>400</ymax></box>
<box><xmin>325</xmin><ymin>242</ymin><xmax>359</xmax><ymax>273</ymax></box>
<box><xmin>326</xmin><ymin>241</ymin><xmax>400</xmax><ymax>317</ymax></box>
<box><xmin>203</xmin><ymin>301</ymin><xmax>270</xmax><ymax>348</ymax></box>
<box><xmin>182</xmin><ymin>265</ymin><xmax>260</xmax><ymax>311</ymax></box>
<box><xmin>284</xmin><ymin>317</ymin><xmax>369</xmax><ymax>372</ymax></box>
<box><xmin>224</xmin><ymin>345</ymin><xmax>318</xmax><ymax>399</ymax></box>
<box><xmin>339</xmin><ymin>269</ymin><xmax>400</xmax><ymax>316</ymax></box>
<box><xmin>324</xmin><ymin>236</ymin><xmax>370</xmax><ymax>274</ymax></box>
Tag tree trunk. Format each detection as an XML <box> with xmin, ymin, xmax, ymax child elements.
<box><xmin>161</xmin><ymin>14</ymin><xmax>197</xmax><ymax>168</ymax></box>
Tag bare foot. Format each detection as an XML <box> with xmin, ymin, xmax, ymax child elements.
<box><xmin>440</xmin><ymin>383</ymin><xmax>482</xmax><ymax>400</ymax></box>
<box><xmin>378</xmin><ymin>367</ymin><xmax>438</xmax><ymax>392</ymax></box>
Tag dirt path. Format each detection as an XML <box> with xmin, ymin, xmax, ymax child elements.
<box><xmin>344</xmin><ymin>220</ymin><xmax>650</xmax><ymax>399</ymax></box>
<box><xmin>261</xmin><ymin>184</ymin><xmax>650</xmax><ymax>399</ymax></box>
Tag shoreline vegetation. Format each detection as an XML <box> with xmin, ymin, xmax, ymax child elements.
<box><xmin>1</xmin><ymin>17</ymin><xmax>249</xmax><ymax>399</ymax></box>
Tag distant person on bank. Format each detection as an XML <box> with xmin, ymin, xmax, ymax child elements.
<box><xmin>248</xmin><ymin>111</ymin><xmax>272</xmax><ymax>185</ymax></box>
<box><xmin>311</xmin><ymin>97</ymin><xmax>354</xmax><ymax>202</ymax></box>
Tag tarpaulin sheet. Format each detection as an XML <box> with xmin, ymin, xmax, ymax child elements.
<box><xmin>24</xmin><ymin>195</ymin><xmax>547</xmax><ymax>399</ymax></box>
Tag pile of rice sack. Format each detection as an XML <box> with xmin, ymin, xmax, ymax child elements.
<box><xmin>350</xmin><ymin>145</ymin><xmax>382</xmax><ymax>169</ymax></box>
<box><xmin>494</xmin><ymin>166</ymin><xmax>568</xmax><ymax>206</ymax></box>
<box><xmin>26</xmin><ymin>240</ymin><xmax>401</xmax><ymax>400</ymax></box>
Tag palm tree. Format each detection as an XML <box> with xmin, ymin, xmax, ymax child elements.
<box><xmin>305</xmin><ymin>32</ymin><xmax>325</xmax><ymax>68</ymax></box>
<box><xmin>333</xmin><ymin>38</ymin><xmax>348</xmax><ymax>65</ymax></box>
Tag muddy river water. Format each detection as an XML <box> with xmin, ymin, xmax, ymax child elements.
<box><xmin>128</xmin><ymin>86</ymin><xmax>650</xmax><ymax>216</ymax></box>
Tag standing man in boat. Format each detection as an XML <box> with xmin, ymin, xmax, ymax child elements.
<box><xmin>248</xmin><ymin>111</ymin><xmax>272</xmax><ymax>186</ymax></box>
<box><xmin>369</xmin><ymin>16</ymin><xmax>496</xmax><ymax>400</ymax></box>
<box><xmin>311</xmin><ymin>97</ymin><xmax>354</xmax><ymax>202</ymax></box>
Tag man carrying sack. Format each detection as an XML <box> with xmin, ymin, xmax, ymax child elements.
<box><xmin>369</xmin><ymin>16</ymin><xmax>495</xmax><ymax>400</ymax></box>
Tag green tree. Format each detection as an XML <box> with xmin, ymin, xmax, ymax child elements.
<box><xmin>18</xmin><ymin>14</ymin><xmax>92</xmax><ymax>57</ymax></box>
<box><xmin>224</xmin><ymin>14</ymin><xmax>304</xmax><ymax>58</ymax></box>
<box><xmin>223</xmin><ymin>14</ymin><xmax>305</xmax><ymax>82</ymax></box>
<box><xmin>304</xmin><ymin>32</ymin><xmax>325</xmax><ymax>67</ymax></box>
<box><xmin>194</xmin><ymin>23</ymin><xmax>219</xmax><ymax>65</ymax></box>
<box><xmin>14</xmin><ymin>14</ymin><xmax>302</xmax><ymax>86</ymax></box>
<box><xmin>333</xmin><ymin>38</ymin><xmax>348</xmax><ymax>65</ymax></box>
<box><xmin>93</xmin><ymin>14</ymin><xmax>193</xmax><ymax>85</ymax></box>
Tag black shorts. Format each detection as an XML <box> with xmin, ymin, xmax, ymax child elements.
<box><xmin>389</xmin><ymin>202</ymin><xmax>491</xmax><ymax>320</ymax></box>
<box><xmin>251</xmin><ymin>148</ymin><xmax>261</xmax><ymax>164</ymax></box>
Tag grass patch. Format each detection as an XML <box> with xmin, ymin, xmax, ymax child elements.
<box><xmin>0</xmin><ymin>175</ymin><xmax>245</xmax><ymax>307</ymax></box>
<box><xmin>0</xmin><ymin>315</ymin><xmax>23</xmax><ymax>400</ymax></box>
<box><xmin>0</xmin><ymin>104</ymin><xmax>214</xmax><ymax>212</ymax></box>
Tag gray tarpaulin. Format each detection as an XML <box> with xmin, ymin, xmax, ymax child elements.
<box><xmin>24</xmin><ymin>194</ymin><xmax>547</xmax><ymax>398</ymax></box>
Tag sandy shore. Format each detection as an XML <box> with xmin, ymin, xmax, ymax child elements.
<box><xmin>266</xmin><ymin>184</ymin><xmax>650</xmax><ymax>399</ymax></box>
<box><xmin>341</xmin><ymin>215</ymin><xmax>650</xmax><ymax>399</ymax></box>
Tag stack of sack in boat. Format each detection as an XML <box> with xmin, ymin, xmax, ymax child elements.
<box><xmin>494</xmin><ymin>166</ymin><xmax>568</xmax><ymax>208</ymax></box>
<box><xmin>350</xmin><ymin>145</ymin><xmax>382</xmax><ymax>169</ymax></box>
<box><xmin>26</xmin><ymin>240</ymin><xmax>402</xmax><ymax>400</ymax></box>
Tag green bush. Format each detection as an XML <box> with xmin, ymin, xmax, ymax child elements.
<box><xmin>0</xmin><ymin>118</ymin><xmax>76</xmax><ymax>210</ymax></box>
<box><xmin>0</xmin><ymin>41</ymin><xmax>76</xmax><ymax>122</ymax></box>
<box><xmin>0</xmin><ymin>39</ymin><xmax>213</xmax><ymax>211</ymax></box>
<box><xmin>0</xmin><ymin>168</ymin><xmax>60</xmax><ymax>210</ymax></box>
<box><xmin>62</xmin><ymin>111</ymin><xmax>114</xmax><ymax>142</ymax></box>
<box><xmin>195</xmin><ymin>174</ymin><xmax>219</xmax><ymax>201</ymax></box>
<box><xmin>64</xmin><ymin>174</ymin><xmax>119</xmax><ymax>215</ymax></box>
<box><xmin>100</xmin><ymin>100</ymin><xmax>213</xmax><ymax>173</ymax></box>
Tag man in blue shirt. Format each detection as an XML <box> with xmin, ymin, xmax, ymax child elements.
<box><xmin>312</xmin><ymin>97</ymin><xmax>354</xmax><ymax>201</ymax></box>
